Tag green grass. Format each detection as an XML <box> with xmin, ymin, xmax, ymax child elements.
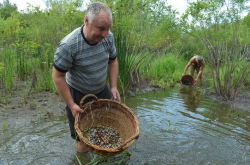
<box><xmin>76</xmin><ymin>150</ymin><xmax>131</xmax><ymax>165</ymax></box>
<box><xmin>141</xmin><ymin>53</ymin><xmax>186</xmax><ymax>88</ymax></box>
<box><xmin>1</xmin><ymin>42</ymin><xmax>248</xmax><ymax>99</ymax></box>
<box><xmin>2</xmin><ymin>121</ymin><xmax>7</xmax><ymax>131</ymax></box>
<box><xmin>0</xmin><ymin>45</ymin><xmax>55</xmax><ymax>95</ymax></box>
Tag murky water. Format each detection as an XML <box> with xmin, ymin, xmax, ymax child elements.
<box><xmin>1</xmin><ymin>85</ymin><xmax>250</xmax><ymax>165</ymax></box>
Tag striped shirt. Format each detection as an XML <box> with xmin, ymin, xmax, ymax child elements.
<box><xmin>53</xmin><ymin>25</ymin><xmax>117</xmax><ymax>94</ymax></box>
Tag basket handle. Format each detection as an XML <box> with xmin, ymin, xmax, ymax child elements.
<box><xmin>117</xmin><ymin>133</ymin><xmax>139</xmax><ymax>150</ymax></box>
<box><xmin>79</xmin><ymin>94</ymin><xmax>98</xmax><ymax>108</ymax></box>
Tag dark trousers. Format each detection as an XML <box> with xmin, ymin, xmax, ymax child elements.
<box><xmin>65</xmin><ymin>84</ymin><xmax>112</xmax><ymax>140</ymax></box>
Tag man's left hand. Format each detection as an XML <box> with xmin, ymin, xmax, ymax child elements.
<box><xmin>111</xmin><ymin>88</ymin><xmax>121</xmax><ymax>102</ymax></box>
<box><xmin>194</xmin><ymin>79</ymin><xmax>198</xmax><ymax>86</ymax></box>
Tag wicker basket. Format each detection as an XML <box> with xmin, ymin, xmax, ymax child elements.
<box><xmin>181</xmin><ymin>75</ymin><xmax>195</xmax><ymax>86</ymax></box>
<box><xmin>74</xmin><ymin>94</ymin><xmax>139</xmax><ymax>157</ymax></box>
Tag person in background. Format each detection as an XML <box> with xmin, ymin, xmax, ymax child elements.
<box><xmin>52</xmin><ymin>1</ymin><xmax>121</xmax><ymax>153</ymax></box>
<box><xmin>182</xmin><ymin>55</ymin><xmax>205</xmax><ymax>86</ymax></box>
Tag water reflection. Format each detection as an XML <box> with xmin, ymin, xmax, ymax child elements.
<box><xmin>179</xmin><ymin>86</ymin><xmax>200</xmax><ymax>112</ymax></box>
<box><xmin>1</xmin><ymin>86</ymin><xmax>250</xmax><ymax>165</ymax></box>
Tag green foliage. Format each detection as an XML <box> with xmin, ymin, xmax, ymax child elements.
<box><xmin>0</xmin><ymin>0</ymin><xmax>185</xmax><ymax>95</ymax></box>
<box><xmin>184</xmin><ymin>0</ymin><xmax>250</xmax><ymax>100</ymax></box>
<box><xmin>0</xmin><ymin>0</ymin><xmax>17</xmax><ymax>19</ymax></box>
<box><xmin>214</xmin><ymin>59</ymin><xmax>250</xmax><ymax>99</ymax></box>
<box><xmin>142</xmin><ymin>53</ymin><xmax>185</xmax><ymax>88</ymax></box>
<box><xmin>117</xmin><ymin>51</ymin><xmax>152</xmax><ymax>94</ymax></box>
<box><xmin>0</xmin><ymin>0</ymin><xmax>85</xmax><ymax>95</ymax></box>
<box><xmin>106</xmin><ymin>0</ymin><xmax>181</xmax><ymax>53</ymax></box>
<box><xmin>246</xmin><ymin>73</ymin><xmax>250</xmax><ymax>86</ymax></box>
<box><xmin>0</xmin><ymin>62</ymin><xmax>3</xmax><ymax>72</ymax></box>
<box><xmin>1</xmin><ymin>46</ymin><xmax>15</xmax><ymax>91</ymax></box>
<box><xmin>0</xmin><ymin>0</ymin><xmax>250</xmax><ymax>100</ymax></box>
<box><xmin>2</xmin><ymin>121</ymin><xmax>7</xmax><ymax>131</ymax></box>
<box><xmin>105</xmin><ymin>0</ymin><xmax>184</xmax><ymax>93</ymax></box>
<box><xmin>76</xmin><ymin>150</ymin><xmax>131</xmax><ymax>165</ymax></box>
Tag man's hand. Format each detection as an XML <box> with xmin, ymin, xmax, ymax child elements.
<box><xmin>193</xmin><ymin>79</ymin><xmax>198</xmax><ymax>86</ymax></box>
<box><xmin>69</xmin><ymin>103</ymin><xmax>84</xmax><ymax>117</ymax></box>
<box><xmin>111</xmin><ymin>87</ymin><xmax>121</xmax><ymax>102</ymax></box>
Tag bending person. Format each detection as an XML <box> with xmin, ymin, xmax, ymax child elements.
<box><xmin>182</xmin><ymin>55</ymin><xmax>205</xmax><ymax>86</ymax></box>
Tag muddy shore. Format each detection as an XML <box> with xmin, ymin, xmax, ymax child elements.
<box><xmin>1</xmin><ymin>81</ymin><xmax>250</xmax><ymax>132</ymax></box>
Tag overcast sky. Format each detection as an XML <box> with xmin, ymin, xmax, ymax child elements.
<box><xmin>0</xmin><ymin>0</ymin><xmax>188</xmax><ymax>14</ymax></box>
<box><xmin>1</xmin><ymin>0</ymin><xmax>47</xmax><ymax>10</ymax></box>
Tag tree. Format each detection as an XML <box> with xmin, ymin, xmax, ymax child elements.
<box><xmin>0</xmin><ymin>0</ymin><xmax>17</xmax><ymax>19</ymax></box>
<box><xmin>184</xmin><ymin>0</ymin><xmax>250</xmax><ymax>100</ymax></box>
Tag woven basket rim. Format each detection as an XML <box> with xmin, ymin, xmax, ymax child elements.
<box><xmin>74</xmin><ymin>94</ymin><xmax>139</xmax><ymax>156</ymax></box>
<box><xmin>181</xmin><ymin>74</ymin><xmax>195</xmax><ymax>85</ymax></box>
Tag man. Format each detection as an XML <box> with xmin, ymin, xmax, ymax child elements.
<box><xmin>52</xmin><ymin>2</ymin><xmax>121</xmax><ymax>153</ymax></box>
<box><xmin>182</xmin><ymin>55</ymin><xmax>205</xmax><ymax>86</ymax></box>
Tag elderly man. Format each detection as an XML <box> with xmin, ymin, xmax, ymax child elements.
<box><xmin>182</xmin><ymin>55</ymin><xmax>205</xmax><ymax>86</ymax></box>
<box><xmin>52</xmin><ymin>2</ymin><xmax>120</xmax><ymax>152</ymax></box>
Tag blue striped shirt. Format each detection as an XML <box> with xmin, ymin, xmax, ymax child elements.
<box><xmin>53</xmin><ymin>25</ymin><xmax>117</xmax><ymax>94</ymax></box>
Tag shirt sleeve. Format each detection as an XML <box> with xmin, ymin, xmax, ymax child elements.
<box><xmin>53</xmin><ymin>42</ymin><xmax>74</xmax><ymax>72</ymax></box>
<box><xmin>107</xmin><ymin>32</ymin><xmax>117</xmax><ymax>60</ymax></box>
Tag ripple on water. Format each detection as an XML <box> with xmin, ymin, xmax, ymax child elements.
<box><xmin>1</xmin><ymin>87</ymin><xmax>250</xmax><ymax>165</ymax></box>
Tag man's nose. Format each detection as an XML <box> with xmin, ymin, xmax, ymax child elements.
<box><xmin>102</xmin><ymin>29</ymin><xmax>109</xmax><ymax>38</ymax></box>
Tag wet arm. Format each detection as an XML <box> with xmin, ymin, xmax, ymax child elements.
<box><xmin>182</xmin><ymin>60</ymin><xmax>192</xmax><ymax>75</ymax></box>
<box><xmin>52</xmin><ymin>67</ymin><xmax>83</xmax><ymax>116</ymax></box>
<box><xmin>108</xmin><ymin>58</ymin><xmax>121</xmax><ymax>101</ymax></box>
<box><xmin>196</xmin><ymin>62</ymin><xmax>205</xmax><ymax>80</ymax></box>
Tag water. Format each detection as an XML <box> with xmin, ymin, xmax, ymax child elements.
<box><xmin>1</xmin><ymin>85</ymin><xmax>250</xmax><ymax>165</ymax></box>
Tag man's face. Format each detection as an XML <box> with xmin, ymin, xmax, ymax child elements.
<box><xmin>85</xmin><ymin>10</ymin><xmax>112</xmax><ymax>44</ymax></box>
<box><xmin>197</xmin><ymin>60</ymin><xmax>203</xmax><ymax>67</ymax></box>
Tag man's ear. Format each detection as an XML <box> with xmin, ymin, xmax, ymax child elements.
<box><xmin>84</xmin><ymin>16</ymin><xmax>89</xmax><ymax>25</ymax></box>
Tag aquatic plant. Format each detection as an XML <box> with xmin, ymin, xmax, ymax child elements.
<box><xmin>2</xmin><ymin>121</ymin><xmax>7</xmax><ymax>131</ymax></box>
<box><xmin>76</xmin><ymin>150</ymin><xmax>131</xmax><ymax>165</ymax></box>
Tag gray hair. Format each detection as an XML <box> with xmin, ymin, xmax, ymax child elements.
<box><xmin>196</xmin><ymin>55</ymin><xmax>204</xmax><ymax>64</ymax></box>
<box><xmin>85</xmin><ymin>2</ymin><xmax>112</xmax><ymax>24</ymax></box>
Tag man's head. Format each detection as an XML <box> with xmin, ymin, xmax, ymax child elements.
<box><xmin>84</xmin><ymin>2</ymin><xmax>113</xmax><ymax>44</ymax></box>
<box><xmin>196</xmin><ymin>56</ymin><xmax>204</xmax><ymax>64</ymax></box>
<box><xmin>85</xmin><ymin>2</ymin><xmax>112</xmax><ymax>24</ymax></box>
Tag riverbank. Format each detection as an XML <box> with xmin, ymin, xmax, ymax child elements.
<box><xmin>1</xmin><ymin>80</ymin><xmax>250</xmax><ymax>133</ymax></box>
<box><xmin>0</xmin><ymin>90</ymin><xmax>65</xmax><ymax>132</ymax></box>
<box><xmin>209</xmin><ymin>87</ymin><xmax>250</xmax><ymax>112</ymax></box>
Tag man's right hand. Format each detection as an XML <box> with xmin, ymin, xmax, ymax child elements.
<box><xmin>69</xmin><ymin>103</ymin><xmax>84</xmax><ymax>117</ymax></box>
<box><xmin>193</xmin><ymin>79</ymin><xmax>198</xmax><ymax>86</ymax></box>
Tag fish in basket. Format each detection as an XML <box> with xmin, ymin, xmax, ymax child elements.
<box><xmin>74</xmin><ymin>94</ymin><xmax>140</xmax><ymax>157</ymax></box>
<box><xmin>181</xmin><ymin>75</ymin><xmax>195</xmax><ymax>86</ymax></box>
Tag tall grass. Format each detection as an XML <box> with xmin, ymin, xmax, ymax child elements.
<box><xmin>1</xmin><ymin>38</ymin><xmax>153</xmax><ymax>97</ymax></box>
<box><xmin>141</xmin><ymin>53</ymin><xmax>186</xmax><ymax>88</ymax></box>
<box><xmin>0</xmin><ymin>44</ymin><xmax>56</xmax><ymax>95</ymax></box>
<box><xmin>16</xmin><ymin>49</ymin><xmax>28</xmax><ymax>81</ymax></box>
<box><xmin>76</xmin><ymin>150</ymin><xmax>131</xmax><ymax>165</ymax></box>
<box><xmin>1</xmin><ymin>47</ymin><xmax>16</xmax><ymax>92</ymax></box>
<box><xmin>118</xmin><ymin>52</ymin><xmax>151</xmax><ymax>93</ymax></box>
<box><xmin>2</xmin><ymin>121</ymin><xmax>7</xmax><ymax>131</ymax></box>
<box><xmin>115</xmin><ymin>25</ymin><xmax>151</xmax><ymax>95</ymax></box>
<box><xmin>114</xmin><ymin>16</ymin><xmax>154</xmax><ymax>95</ymax></box>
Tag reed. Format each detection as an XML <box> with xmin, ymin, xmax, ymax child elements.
<box><xmin>1</xmin><ymin>46</ymin><xmax>15</xmax><ymax>91</ymax></box>
<box><xmin>2</xmin><ymin>121</ymin><xmax>7</xmax><ymax>131</ymax></box>
<box><xmin>0</xmin><ymin>43</ymin><xmax>56</xmax><ymax>95</ymax></box>
<box><xmin>16</xmin><ymin>51</ymin><xmax>28</xmax><ymax>81</ymax></box>
<box><xmin>76</xmin><ymin>150</ymin><xmax>131</xmax><ymax>165</ymax></box>
<box><xmin>166</xmin><ymin>120</ymin><xmax>179</xmax><ymax>132</ymax></box>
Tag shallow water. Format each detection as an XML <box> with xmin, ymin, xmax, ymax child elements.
<box><xmin>1</xmin><ymin>85</ymin><xmax>250</xmax><ymax>165</ymax></box>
